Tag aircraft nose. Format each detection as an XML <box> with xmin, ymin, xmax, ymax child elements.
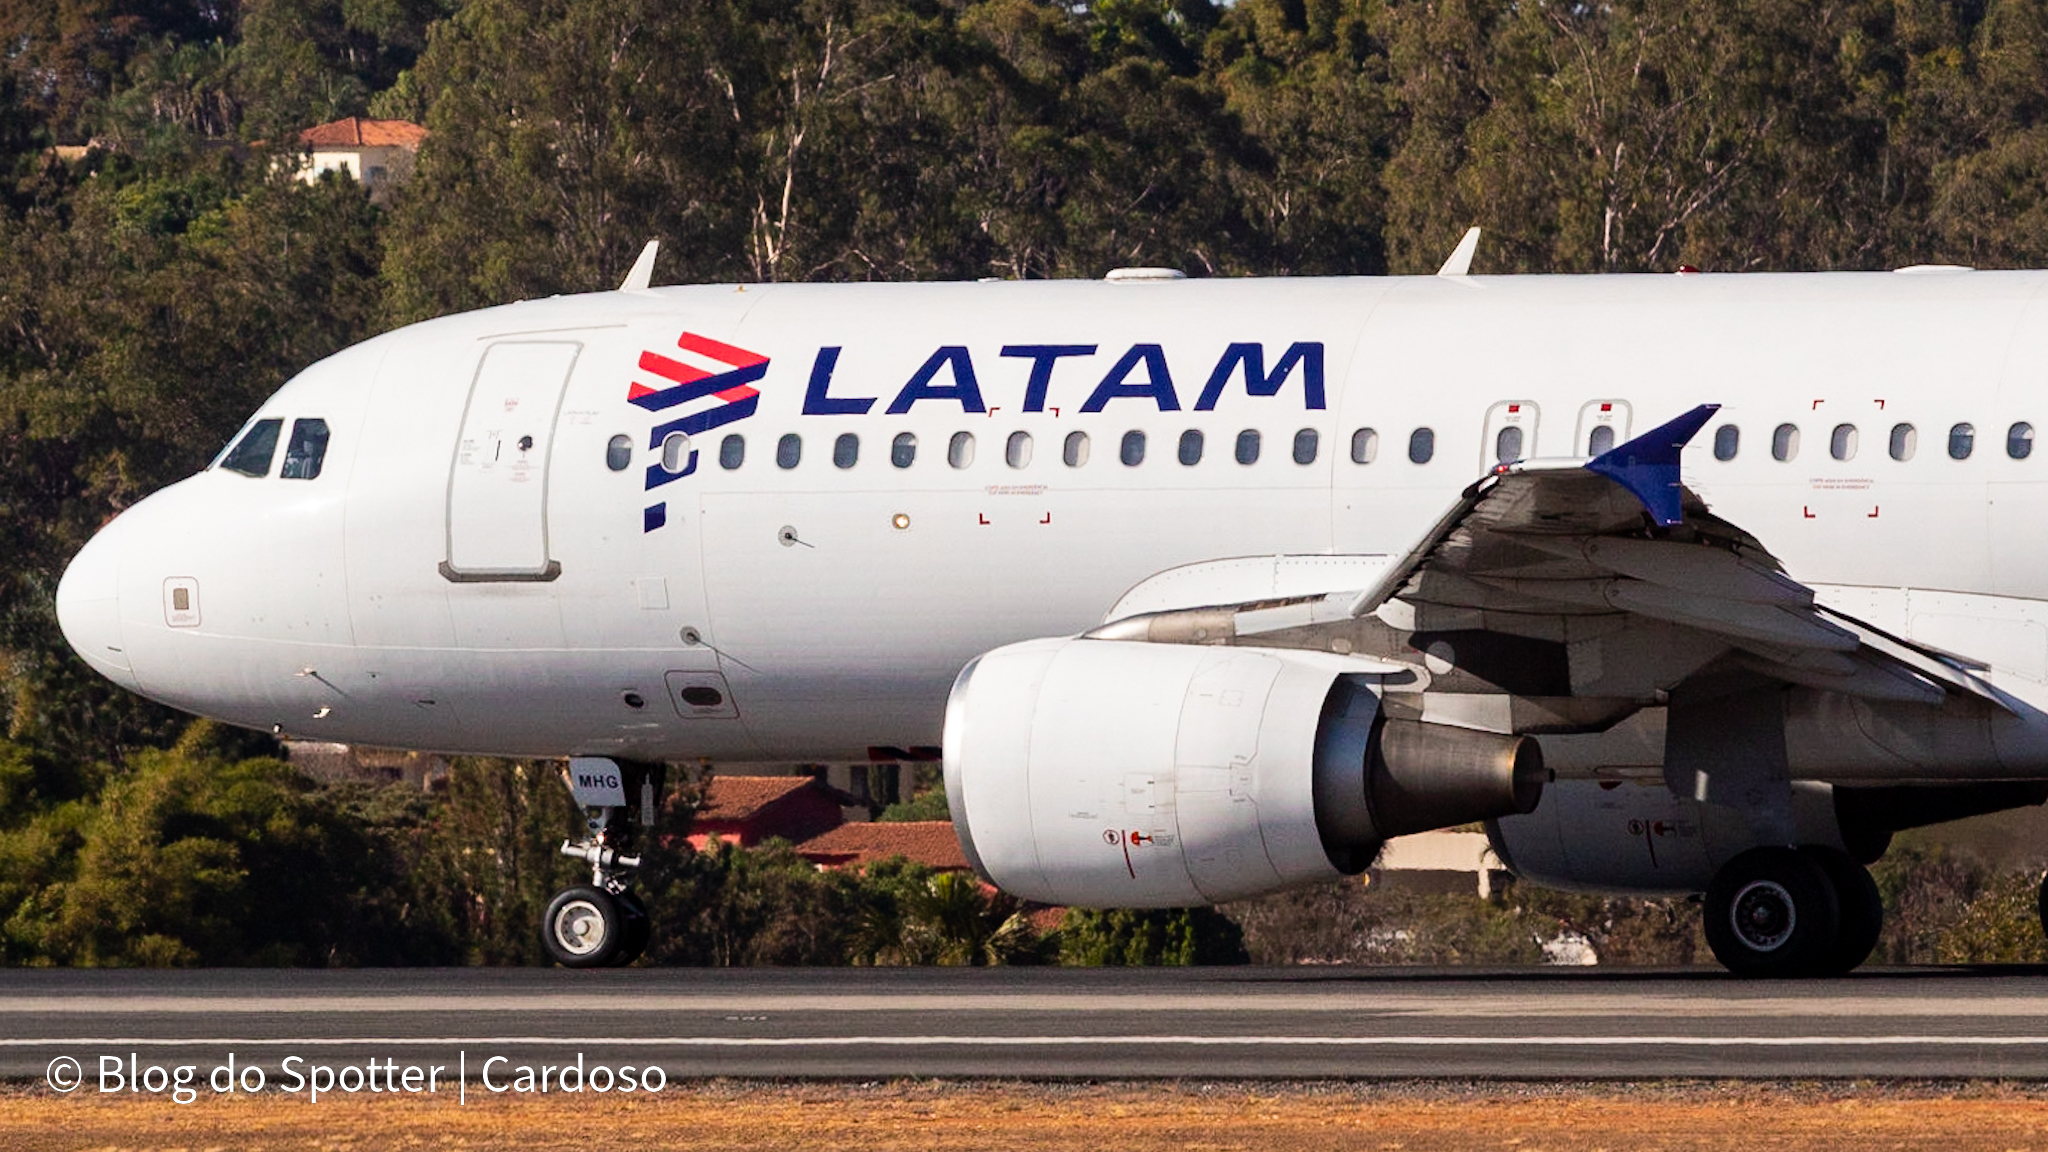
<box><xmin>55</xmin><ymin>521</ymin><xmax>136</xmax><ymax>688</ymax></box>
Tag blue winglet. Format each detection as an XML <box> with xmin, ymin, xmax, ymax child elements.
<box><xmin>1584</xmin><ymin>404</ymin><xmax>1720</xmax><ymax>527</ymax></box>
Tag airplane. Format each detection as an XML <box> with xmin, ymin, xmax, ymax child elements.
<box><xmin>52</xmin><ymin>233</ymin><xmax>2048</xmax><ymax>976</ymax></box>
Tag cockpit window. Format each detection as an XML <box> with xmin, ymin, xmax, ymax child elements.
<box><xmin>281</xmin><ymin>418</ymin><xmax>330</xmax><ymax>479</ymax></box>
<box><xmin>219</xmin><ymin>418</ymin><xmax>283</xmax><ymax>477</ymax></box>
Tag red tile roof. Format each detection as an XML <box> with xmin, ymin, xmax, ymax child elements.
<box><xmin>300</xmin><ymin>117</ymin><xmax>427</xmax><ymax>149</ymax></box>
<box><xmin>797</xmin><ymin>821</ymin><xmax>971</xmax><ymax>871</ymax></box>
<box><xmin>696</xmin><ymin>775</ymin><xmax>828</xmax><ymax>823</ymax></box>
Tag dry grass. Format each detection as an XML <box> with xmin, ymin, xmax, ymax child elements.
<box><xmin>6</xmin><ymin>1079</ymin><xmax>2048</xmax><ymax>1151</ymax></box>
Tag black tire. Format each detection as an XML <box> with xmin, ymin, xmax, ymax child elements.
<box><xmin>1803</xmin><ymin>845</ymin><xmax>1883</xmax><ymax>976</ymax></box>
<box><xmin>607</xmin><ymin>890</ymin><xmax>651</xmax><ymax>967</ymax></box>
<box><xmin>542</xmin><ymin>886</ymin><xmax>624</xmax><ymax>969</ymax></box>
<box><xmin>1703</xmin><ymin>846</ymin><xmax>1842</xmax><ymax>978</ymax></box>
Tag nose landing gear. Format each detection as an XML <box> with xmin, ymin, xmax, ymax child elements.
<box><xmin>543</xmin><ymin>758</ymin><xmax>662</xmax><ymax>969</ymax></box>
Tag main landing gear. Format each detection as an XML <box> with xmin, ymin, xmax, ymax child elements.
<box><xmin>542</xmin><ymin>758</ymin><xmax>662</xmax><ymax>969</ymax></box>
<box><xmin>1703</xmin><ymin>845</ymin><xmax>1883</xmax><ymax>978</ymax></box>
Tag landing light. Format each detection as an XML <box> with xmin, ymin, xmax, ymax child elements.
<box><xmin>892</xmin><ymin>513</ymin><xmax>911</xmax><ymax>531</ymax></box>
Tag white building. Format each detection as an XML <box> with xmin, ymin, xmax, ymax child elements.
<box><xmin>1373</xmin><ymin>830</ymin><xmax>1512</xmax><ymax>898</ymax></box>
<box><xmin>297</xmin><ymin>117</ymin><xmax>426</xmax><ymax>204</ymax></box>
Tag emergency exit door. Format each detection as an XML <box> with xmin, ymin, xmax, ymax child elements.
<box><xmin>1576</xmin><ymin>399</ymin><xmax>1632</xmax><ymax>456</ymax></box>
<box><xmin>442</xmin><ymin>341</ymin><xmax>581</xmax><ymax>581</ymax></box>
<box><xmin>1481</xmin><ymin>400</ymin><xmax>1539</xmax><ymax>470</ymax></box>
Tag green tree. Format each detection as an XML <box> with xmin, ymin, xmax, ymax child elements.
<box><xmin>876</xmin><ymin>784</ymin><xmax>951</xmax><ymax>822</ymax></box>
<box><xmin>1933</xmin><ymin>868</ymin><xmax>2048</xmax><ymax>963</ymax></box>
<box><xmin>234</xmin><ymin>0</ymin><xmax>450</xmax><ymax>142</ymax></box>
<box><xmin>1373</xmin><ymin>0</ymin><xmax>1923</xmax><ymax>274</ymax></box>
<box><xmin>1207</xmin><ymin>0</ymin><xmax>1392</xmax><ymax>276</ymax></box>
<box><xmin>5</xmin><ymin>721</ymin><xmax>441</xmax><ymax>966</ymax></box>
<box><xmin>1913</xmin><ymin>0</ymin><xmax>2048</xmax><ymax>267</ymax></box>
<box><xmin>648</xmin><ymin>839</ymin><xmax>870</xmax><ymax>966</ymax></box>
<box><xmin>0</xmin><ymin>156</ymin><xmax>382</xmax><ymax>764</ymax></box>
<box><xmin>409</xmin><ymin>757</ymin><xmax>586</xmax><ymax>965</ymax></box>
<box><xmin>379</xmin><ymin>0</ymin><xmax>761</xmax><ymax>320</ymax></box>
<box><xmin>90</xmin><ymin>38</ymin><xmax>242</xmax><ymax>150</ymax></box>
<box><xmin>1059</xmin><ymin>906</ymin><xmax>1247</xmax><ymax>965</ymax></box>
<box><xmin>0</xmin><ymin>0</ymin><xmax>233</xmax><ymax>147</ymax></box>
<box><xmin>897</xmin><ymin>869</ymin><xmax>1044</xmax><ymax>965</ymax></box>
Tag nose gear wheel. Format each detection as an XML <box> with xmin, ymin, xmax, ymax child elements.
<box><xmin>543</xmin><ymin>886</ymin><xmax>625</xmax><ymax>968</ymax></box>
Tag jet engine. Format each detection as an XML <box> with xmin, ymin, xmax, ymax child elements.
<box><xmin>943</xmin><ymin>637</ymin><xmax>1546</xmax><ymax>906</ymax></box>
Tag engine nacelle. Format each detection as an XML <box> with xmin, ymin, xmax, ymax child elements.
<box><xmin>944</xmin><ymin>637</ymin><xmax>1546</xmax><ymax>906</ymax></box>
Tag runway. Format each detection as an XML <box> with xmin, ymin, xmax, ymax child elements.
<box><xmin>5</xmin><ymin>966</ymin><xmax>2048</xmax><ymax>1081</ymax></box>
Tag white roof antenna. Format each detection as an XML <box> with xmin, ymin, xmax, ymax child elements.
<box><xmin>619</xmin><ymin>240</ymin><xmax>659</xmax><ymax>291</ymax></box>
<box><xmin>1436</xmin><ymin>227</ymin><xmax>1481</xmax><ymax>277</ymax></box>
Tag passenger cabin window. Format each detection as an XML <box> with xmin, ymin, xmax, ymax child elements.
<box><xmin>1350</xmin><ymin>428</ymin><xmax>1378</xmax><ymax>464</ymax></box>
<box><xmin>1587</xmin><ymin>424</ymin><xmax>1616</xmax><ymax>455</ymax></box>
<box><xmin>1064</xmin><ymin>431</ymin><xmax>1090</xmax><ymax>467</ymax></box>
<box><xmin>1713</xmin><ymin>425</ymin><xmax>1739</xmax><ymax>461</ymax></box>
<box><xmin>1494</xmin><ymin>425</ymin><xmax>1523</xmax><ymax>464</ymax></box>
<box><xmin>1950</xmin><ymin>423</ymin><xmax>1975</xmax><ymax>460</ymax></box>
<box><xmin>1408</xmin><ymin>427</ymin><xmax>1435</xmax><ymax>465</ymax></box>
<box><xmin>1830</xmin><ymin>423</ymin><xmax>1858</xmax><ymax>461</ymax></box>
<box><xmin>1006</xmin><ymin>431</ymin><xmax>1033</xmax><ymax>468</ymax></box>
<box><xmin>1293</xmin><ymin>428</ymin><xmax>1319</xmax><ymax>465</ymax></box>
<box><xmin>891</xmin><ymin>432</ymin><xmax>917</xmax><ymax>468</ymax></box>
<box><xmin>1772</xmin><ymin>423</ymin><xmax>1800</xmax><ymax>462</ymax></box>
<box><xmin>720</xmin><ymin>434</ymin><xmax>745</xmax><ymax>470</ymax></box>
<box><xmin>1235</xmin><ymin>429</ymin><xmax>1261</xmax><ymax>465</ymax></box>
<box><xmin>776</xmin><ymin>433</ymin><xmax>802</xmax><ymax>469</ymax></box>
<box><xmin>220</xmin><ymin>418</ymin><xmax>283</xmax><ymax>477</ymax></box>
<box><xmin>660</xmin><ymin>431</ymin><xmax>691</xmax><ymax>473</ymax></box>
<box><xmin>2010</xmin><ymin>421</ymin><xmax>2035</xmax><ymax>459</ymax></box>
<box><xmin>1121</xmin><ymin>430</ymin><xmax>1147</xmax><ymax>466</ymax></box>
<box><xmin>833</xmin><ymin>432</ymin><xmax>859</xmax><ymax>469</ymax></box>
<box><xmin>948</xmin><ymin>431</ymin><xmax>975</xmax><ymax>468</ymax></box>
<box><xmin>277</xmin><ymin>418</ymin><xmax>329</xmax><ymax>479</ymax></box>
<box><xmin>606</xmin><ymin>434</ymin><xmax>632</xmax><ymax>471</ymax></box>
<box><xmin>1890</xmin><ymin>423</ymin><xmax>1916</xmax><ymax>462</ymax></box>
<box><xmin>1178</xmin><ymin>429</ymin><xmax>1205</xmax><ymax>466</ymax></box>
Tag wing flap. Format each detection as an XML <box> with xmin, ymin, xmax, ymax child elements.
<box><xmin>1094</xmin><ymin>405</ymin><xmax>2010</xmax><ymax>720</ymax></box>
<box><xmin>1512</xmin><ymin>534</ymin><xmax>1812</xmax><ymax>605</ymax></box>
<box><xmin>1819</xmin><ymin>606</ymin><xmax>2010</xmax><ymax>710</ymax></box>
<box><xmin>1361</xmin><ymin>405</ymin><xmax>1997</xmax><ymax>707</ymax></box>
<box><xmin>1604</xmin><ymin>581</ymin><xmax>1859</xmax><ymax>652</ymax></box>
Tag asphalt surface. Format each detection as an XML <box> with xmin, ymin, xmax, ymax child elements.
<box><xmin>5</xmin><ymin>966</ymin><xmax>2048</xmax><ymax>1082</ymax></box>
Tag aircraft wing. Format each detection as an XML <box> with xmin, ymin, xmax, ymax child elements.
<box><xmin>1092</xmin><ymin>405</ymin><xmax>2007</xmax><ymax>717</ymax></box>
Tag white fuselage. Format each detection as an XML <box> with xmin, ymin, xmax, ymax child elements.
<box><xmin>54</xmin><ymin>269</ymin><xmax>2048</xmax><ymax>769</ymax></box>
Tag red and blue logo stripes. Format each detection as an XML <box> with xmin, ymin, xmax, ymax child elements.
<box><xmin>634</xmin><ymin>331</ymin><xmax>769</xmax><ymax>532</ymax></box>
